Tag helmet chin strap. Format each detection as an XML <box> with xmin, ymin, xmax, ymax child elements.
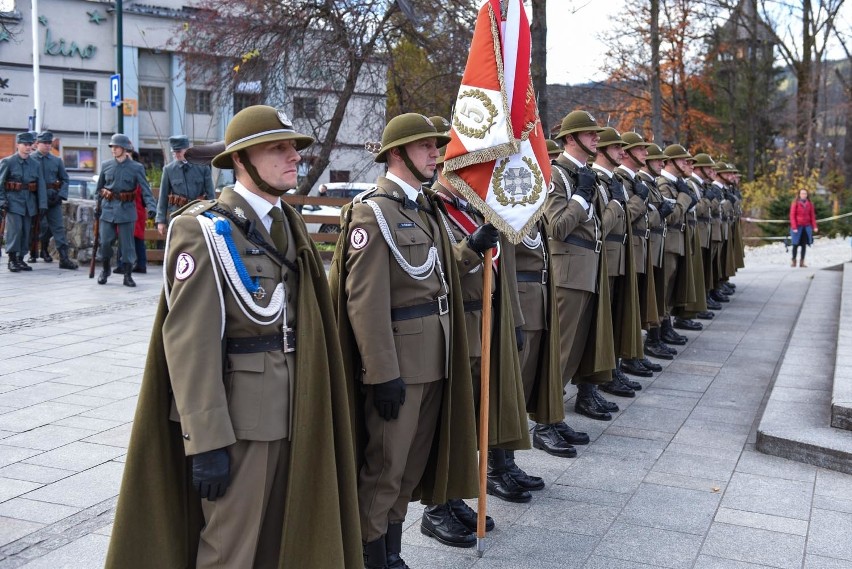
<box><xmin>571</xmin><ymin>133</ymin><xmax>596</xmax><ymax>158</ymax></box>
<box><xmin>672</xmin><ymin>159</ymin><xmax>688</xmax><ymax>179</ymax></box>
<box><xmin>238</xmin><ymin>150</ymin><xmax>289</xmax><ymax>197</ymax></box>
<box><xmin>646</xmin><ymin>161</ymin><xmax>663</xmax><ymax>177</ymax></box>
<box><xmin>626</xmin><ymin>148</ymin><xmax>645</xmax><ymax>170</ymax></box>
<box><xmin>400</xmin><ymin>147</ymin><xmax>431</xmax><ymax>183</ymax></box>
<box><xmin>601</xmin><ymin>146</ymin><xmax>620</xmax><ymax>169</ymax></box>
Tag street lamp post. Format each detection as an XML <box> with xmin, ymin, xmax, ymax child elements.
<box><xmin>116</xmin><ymin>0</ymin><xmax>124</xmax><ymax>133</ymax></box>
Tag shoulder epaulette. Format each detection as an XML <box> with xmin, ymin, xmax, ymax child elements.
<box><xmin>177</xmin><ymin>199</ymin><xmax>216</xmax><ymax>217</ymax></box>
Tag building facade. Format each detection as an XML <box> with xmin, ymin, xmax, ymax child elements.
<box><xmin>0</xmin><ymin>0</ymin><xmax>384</xmax><ymax>190</ymax></box>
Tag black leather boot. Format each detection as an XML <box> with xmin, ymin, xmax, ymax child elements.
<box><xmin>696</xmin><ymin>310</ymin><xmax>715</xmax><ymax>320</ymax></box>
<box><xmin>601</xmin><ymin>369</ymin><xmax>636</xmax><ymax>398</ymax></box>
<box><xmin>532</xmin><ymin>424</ymin><xmax>576</xmax><ymax>457</ymax></box>
<box><xmin>16</xmin><ymin>253</ymin><xmax>32</xmax><ymax>271</ymax></box>
<box><xmin>593</xmin><ymin>386</ymin><xmax>620</xmax><ymax>412</ymax></box>
<box><xmin>7</xmin><ymin>253</ymin><xmax>21</xmax><ymax>273</ymax></box>
<box><xmin>574</xmin><ymin>384</ymin><xmax>612</xmax><ymax>420</ymax></box>
<box><xmin>58</xmin><ymin>247</ymin><xmax>78</xmax><ymax>270</ymax></box>
<box><xmin>710</xmin><ymin>289</ymin><xmax>730</xmax><ymax>303</ymax></box>
<box><xmin>645</xmin><ymin>327</ymin><xmax>674</xmax><ymax>360</ymax></box>
<box><xmin>385</xmin><ymin>522</ymin><xmax>409</xmax><ymax>569</ymax></box>
<box><xmin>554</xmin><ymin>421</ymin><xmax>590</xmax><ymax>445</ymax></box>
<box><xmin>122</xmin><ymin>263</ymin><xmax>136</xmax><ymax>287</ymax></box>
<box><xmin>448</xmin><ymin>498</ymin><xmax>494</xmax><ymax>532</ymax></box>
<box><xmin>27</xmin><ymin>249</ymin><xmax>38</xmax><ymax>263</ymax></box>
<box><xmin>705</xmin><ymin>294</ymin><xmax>722</xmax><ymax>310</ymax></box>
<box><xmin>506</xmin><ymin>450</ymin><xmax>545</xmax><ymax>490</ymax></box>
<box><xmin>616</xmin><ymin>366</ymin><xmax>644</xmax><ymax>390</ymax></box>
<box><xmin>621</xmin><ymin>358</ymin><xmax>653</xmax><ymax>378</ymax></box>
<box><xmin>97</xmin><ymin>259</ymin><xmax>111</xmax><ymax>284</ymax></box>
<box><xmin>40</xmin><ymin>240</ymin><xmax>53</xmax><ymax>262</ymax></box>
<box><xmin>363</xmin><ymin>535</ymin><xmax>388</xmax><ymax>569</ymax></box>
<box><xmin>487</xmin><ymin>449</ymin><xmax>532</xmax><ymax>503</ymax></box>
<box><xmin>661</xmin><ymin>319</ymin><xmax>687</xmax><ymax>345</ymax></box>
<box><xmin>721</xmin><ymin>282</ymin><xmax>735</xmax><ymax>294</ymax></box>
<box><xmin>673</xmin><ymin>317</ymin><xmax>702</xmax><ymax>331</ymax></box>
<box><xmin>421</xmin><ymin>503</ymin><xmax>475</xmax><ymax>548</ymax></box>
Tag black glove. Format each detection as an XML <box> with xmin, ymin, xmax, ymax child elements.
<box><xmin>609</xmin><ymin>177</ymin><xmax>627</xmax><ymax>203</ymax></box>
<box><xmin>373</xmin><ymin>377</ymin><xmax>406</xmax><ymax>421</ymax></box>
<box><xmin>39</xmin><ymin>208</ymin><xmax>47</xmax><ymax>216</ymax></box>
<box><xmin>192</xmin><ymin>448</ymin><xmax>230</xmax><ymax>501</ymax></box>
<box><xmin>633</xmin><ymin>180</ymin><xmax>649</xmax><ymax>201</ymax></box>
<box><xmin>147</xmin><ymin>210</ymin><xmax>156</xmax><ymax>220</ymax></box>
<box><xmin>674</xmin><ymin>178</ymin><xmax>690</xmax><ymax>195</ymax></box>
<box><xmin>572</xmin><ymin>166</ymin><xmax>597</xmax><ymax>203</ymax></box>
<box><xmin>515</xmin><ymin>326</ymin><xmax>524</xmax><ymax>352</ymax></box>
<box><xmin>658</xmin><ymin>200</ymin><xmax>674</xmax><ymax>219</ymax></box>
<box><xmin>467</xmin><ymin>223</ymin><xmax>499</xmax><ymax>255</ymax></box>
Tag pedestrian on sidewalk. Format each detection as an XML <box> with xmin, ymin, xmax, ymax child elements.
<box><xmin>790</xmin><ymin>188</ymin><xmax>817</xmax><ymax>268</ymax></box>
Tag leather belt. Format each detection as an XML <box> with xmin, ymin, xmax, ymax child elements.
<box><xmin>463</xmin><ymin>300</ymin><xmax>482</xmax><ymax>312</ymax></box>
<box><xmin>605</xmin><ymin>233</ymin><xmax>627</xmax><ymax>244</ymax></box>
<box><xmin>650</xmin><ymin>227</ymin><xmax>665</xmax><ymax>235</ymax></box>
<box><xmin>517</xmin><ymin>270</ymin><xmax>548</xmax><ymax>284</ymax></box>
<box><xmin>632</xmin><ymin>228</ymin><xmax>650</xmax><ymax>239</ymax></box>
<box><xmin>227</xmin><ymin>328</ymin><xmax>296</xmax><ymax>354</ymax></box>
<box><xmin>49</xmin><ymin>181</ymin><xmax>62</xmax><ymax>190</ymax></box>
<box><xmin>391</xmin><ymin>295</ymin><xmax>449</xmax><ymax>321</ymax></box>
<box><xmin>101</xmin><ymin>189</ymin><xmax>137</xmax><ymax>202</ymax></box>
<box><xmin>564</xmin><ymin>235</ymin><xmax>602</xmax><ymax>253</ymax></box>
<box><xmin>168</xmin><ymin>194</ymin><xmax>189</xmax><ymax>207</ymax></box>
<box><xmin>4</xmin><ymin>181</ymin><xmax>37</xmax><ymax>192</ymax></box>
<box><xmin>687</xmin><ymin>219</ymin><xmax>696</xmax><ymax>226</ymax></box>
<box><xmin>697</xmin><ymin>216</ymin><xmax>711</xmax><ymax>222</ymax></box>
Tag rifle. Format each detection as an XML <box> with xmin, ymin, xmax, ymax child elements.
<box><xmin>89</xmin><ymin>200</ymin><xmax>101</xmax><ymax>278</ymax></box>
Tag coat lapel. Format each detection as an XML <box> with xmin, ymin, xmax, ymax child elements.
<box><xmin>218</xmin><ymin>187</ymin><xmax>283</xmax><ymax>266</ymax></box>
<box><xmin>376</xmin><ymin>177</ymin><xmax>432</xmax><ymax>234</ymax></box>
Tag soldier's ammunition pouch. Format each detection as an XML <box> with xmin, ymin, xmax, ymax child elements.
<box><xmin>49</xmin><ymin>181</ymin><xmax>62</xmax><ymax>190</ymax></box>
<box><xmin>100</xmin><ymin>189</ymin><xmax>115</xmax><ymax>201</ymax></box>
<box><xmin>118</xmin><ymin>190</ymin><xmax>137</xmax><ymax>203</ymax></box>
<box><xmin>168</xmin><ymin>194</ymin><xmax>189</xmax><ymax>207</ymax></box>
<box><xmin>4</xmin><ymin>181</ymin><xmax>37</xmax><ymax>192</ymax></box>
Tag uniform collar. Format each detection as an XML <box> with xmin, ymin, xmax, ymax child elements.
<box><xmin>591</xmin><ymin>163</ymin><xmax>613</xmax><ymax>179</ymax></box>
<box><xmin>661</xmin><ymin>169</ymin><xmax>678</xmax><ymax>182</ymax></box>
<box><xmin>562</xmin><ymin>151</ymin><xmax>586</xmax><ymax>170</ymax></box>
<box><xmin>233</xmin><ymin>181</ymin><xmax>282</xmax><ymax>233</ymax></box>
<box><xmin>618</xmin><ymin>165</ymin><xmax>636</xmax><ymax>179</ymax></box>
<box><xmin>385</xmin><ymin>171</ymin><xmax>422</xmax><ymax>202</ymax></box>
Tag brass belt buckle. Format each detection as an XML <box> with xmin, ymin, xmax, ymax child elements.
<box><xmin>540</xmin><ymin>269</ymin><xmax>548</xmax><ymax>285</ymax></box>
<box><xmin>437</xmin><ymin>294</ymin><xmax>449</xmax><ymax>316</ymax></box>
<box><xmin>282</xmin><ymin>327</ymin><xmax>296</xmax><ymax>353</ymax></box>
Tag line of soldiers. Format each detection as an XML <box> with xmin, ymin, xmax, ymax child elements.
<box><xmin>0</xmin><ymin>131</ymin><xmax>78</xmax><ymax>271</ymax></box>
<box><xmin>107</xmin><ymin>105</ymin><xmax>745</xmax><ymax>569</ymax></box>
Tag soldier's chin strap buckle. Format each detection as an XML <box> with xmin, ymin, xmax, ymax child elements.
<box><xmin>282</xmin><ymin>326</ymin><xmax>296</xmax><ymax>354</ymax></box>
<box><xmin>437</xmin><ymin>294</ymin><xmax>449</xmax><ymax>316</ymax></box>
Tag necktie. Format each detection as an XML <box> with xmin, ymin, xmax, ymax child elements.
<box><xmin>268</xmin><ymin>206</ymin><xmax>288</xmax><ymax>253</ymax></box>
<box><xmin>415</xmin><ymin>193</ymin><xmax>432</xmax><ymax>228</ymax></box>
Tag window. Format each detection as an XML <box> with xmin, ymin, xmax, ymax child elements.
<box><xmin>63</xmin><ymin>80</ymin><xmax>95</xmax><ymax>106</ymax></box>
<box><xmin>139</xmin><ymin>85</ymin><xmax>166</xmax><ymax>111</ymax></box>
<box><xmin>293</xmin><ymin>97</ymin><xmax>317</xmax><ymax>119</ymax></box>
<box><xmin>62</xmin><ymin>147</ymin><xmax>96</xmax><ymax>171</ymax></box>
<box><xmin>329</xmin><ymin>170</ymin><xmax>350</xmax><ymax>183</ymax></box>
<box><xmin>233</xmin><ymin>92</ymin><xmax>261</xmax><ymax>114</ymax></box>
<box><xmin>186</xmin><ymin>89</ymin><xmax>212</xmax><ymax>114</ymax></box>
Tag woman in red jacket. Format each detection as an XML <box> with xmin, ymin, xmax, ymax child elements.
<box><xmin>789</xmin><ymin>189</ymin><xmax>818</xmax><ymax>267</ymax></box>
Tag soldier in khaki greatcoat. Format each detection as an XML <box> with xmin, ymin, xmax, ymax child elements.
<box><xmin>331</xmin><ymin>113</ymin><xmax>486</xmax><ymax>568</ymax></box>
<box><xmin>106</xmin><ymin>105</ymin><xmax>362</xmax><ymax>569</ymax></box>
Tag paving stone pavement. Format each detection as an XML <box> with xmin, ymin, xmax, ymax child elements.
<box><xmin>0</xmin><ymin>249</ymin><xmax>851</xmax><ymax>568</ymax></box>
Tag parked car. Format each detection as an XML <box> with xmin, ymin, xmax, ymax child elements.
<box><xmin>67</xmin><ymin>174</ymin><xmax>98</xmax><ymax>201</ymax></box>
<box><xmin>300</xmin><ymin>182</ymin><xmax>373</xmax><ymax>234</ymax></box>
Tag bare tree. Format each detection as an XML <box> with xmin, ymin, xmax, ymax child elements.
<box><xmin>530</xmin><ymin>0</ymin><xmax>549</xmax><ymax>131</ymax></box>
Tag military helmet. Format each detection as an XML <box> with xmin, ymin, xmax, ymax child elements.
<box><xmin>436</xmin><ymin>145</ymin><xmax>447</xmax><ymax>166</ymax></box>
<box><xmin>108</xmin><ymin>133</ymin><xmax>133</xmax><ymax>151</ymax></box>
<box><xmin>36</xmin><ymin>131</ymin><xmax>54</xmax><ymax>144</ymax></box>
<box><xmin>429</xmin><ymin>115</ymin><xmax>451</xmax><ymax>135</ymax></box>
<box><xmin>691</xmin><ymin>153</ymin><xmax>715</xmax><ymax>168</ymax></box>
<box><xmin>546</xmin><ymin>139</ymin><xmax>562</xmax><ymax>157</ymax></box>
<box><xmin>621</xmin><ymin>132</ymin><xmax>651</xmax><ymax>150</ymax></box>
<box><xmin>597</xmin><ymin>127</ymin><xmax>626</xmax><ymax>148</ymax></box>
<box><xmin>663</xmin><ymin>144</ymin><xmax>692</xmax><ymax>161</ymax></box>
<box><xmin>714</xmin><ymin>162</ymin><xmax>738</xmax><ymax>174</ymax></box>
<box><xmin>16</xmin><ymin>131</ymin><xmax>36</xmax><ymax>145</ymax></box>
<box><xmin>645</xmin><ymin>143</ymin><xmax>667</xmax><ymax>161</ymax></box>
<box><xmin>212</xmin><ymin>105</ymin><xmax>314</xmax><ymax>169</ymax></box>
<box><xmin>555</xmin><ymin>110</ymin><xmax>605</xmax><ymax>139</ymax></box>
<box><xmin>169</xmin><ymin>135</ymin><xmax>190</xmax><ymax>151</ymax></box>
<box><xmin>375</xmin><ymin>113</ymin><xmax>451</xmax><ymax>164</ymax></box>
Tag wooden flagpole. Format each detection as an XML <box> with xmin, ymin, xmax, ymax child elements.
<box><xmin>476</xmin><ymin>246</ymin><xmax>493</xmax><ymax>557</ymax></box>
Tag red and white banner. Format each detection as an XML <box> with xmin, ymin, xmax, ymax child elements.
<box><xmin>443</xmin><ymin>0</ymin><xmax>551</xmax><ymax>244</ymax></box>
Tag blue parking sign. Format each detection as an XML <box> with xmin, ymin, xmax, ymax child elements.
<box><xmin>110</xmin><ymin>74</ymin><xmax>121</xmax><ymax>107</ymax></box>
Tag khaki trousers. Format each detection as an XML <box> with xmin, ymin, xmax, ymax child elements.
<box><xmin>556</xmin><ymin>288</ymin><xmax>594</xmax><ymax>387</ymax></box>
<box><xmin>197</xmin><ymin>439</ymin><xmax>290</xmax><ymax>569</ymax></box>
<box><xmin>519</xmin><ymin>329</ymin><xmax>545</xmax><ymax>403</ymax></box>
<box><xmin>359</xmin><ymin>381</ymin><xmax>443</xmax><ymax>541</ymax></box>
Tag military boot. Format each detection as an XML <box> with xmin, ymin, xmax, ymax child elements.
<box><xmin>505</xmin><ymin>450</ymin><xmax>545</xmax><ymax>491</ymax></box>
<box><xmin>532</xmin><ymin>423</ymin><xmax>577</xmax><ymax>457</ymax></box>
<box><xmin>122</xmin><ymin>263</ymin><xmax>136</xmax><ymax>287</ymax></box>
<box><xmin>448</xmin><ymin>499</ymin><xmax>494</xmax><ymax>532</ymax></box>
<box><xmin>645</xmin><ymin>327</ymin><xmax>674</xmax><ymax>360</ymax></box>
<box><xmin>661</xmin><ymin>318</ymin><xmax>687</xmax><ymax>345</ymax></box>
<box><xmin>421</xmin><ymin>503</ymin><xmax>475</xmax><ymax>548</ymax></box>
<box><xmin>621</xmin><ymin>358</ymin><xmax>653</xmax><ymax>378</ymax></box>
<box><xmin>486</xmin><ymin>449</ymin><xmax>532</xmax><ymax>503</ymax></box>
<box><xmin>673</xmin><ymin>317</ymin><xmax>702</xmax><ymax>331</ymax></box>
<box><xmin>592</xmin><ymin>387</ymin><xmax>619</xmax><ymax>412</ymax></box>
<box><xmin>7</xmin><ymin>253</ymin><xmax>21</xmax><ymax>273</ymax></box>
<box><xmin>362</xmin><ymin>536</ymin><xmax>388</xmax><ymax>569</ymax></box>
<box><xmin>705</xmin><ymin>294</ymin><xmax>722</xmax><ymax>310</ymax></box>
<box><xmin>639</xmin><ymin>357</ymin><xmax>663</xmax><ymax>372</ymax></box>
<box><xmin>385</xmin><ymin>522</ymin><xmax>409</xmax><ymax>569</ymax></box>
<box><xmin>616</xmin><ymin>365</ymin><xmax>644</xmax><ymax>390</ymax></box>
<box><xmin>16</xmin><ymin>253</ymin><xmax>32</xmax><ymax>271</ymax></box>
<box><xmin>574</xmin><ymin>384</ymin><xmax>612</xmax><ymax>421</ymax></box>
<box><xmin>601</xmin><ymin>368</ymin><xmax>636</xmax><ymax>398</ymax></box>
<box><xmin>554</xmin><ymin>421</ymin><xmax>590</xmax><ymax>445</ymax></box>
<box><xmin>58</xmin><ymin>247</ymin><xmax>78</xmax><ymax>270</ymax></box>
<box><xmin>97</xmin><ymin>259</ymin><xmax>111</xmax><ymax>284</ymax></box>
<box><xmin>27</xmin><ymin>249</ymin><xmax>38</xmax><ymax>263</ymax></box>
<box><xmin>40</xmin><ymin>239</ymin><xmax>52</xmax><ymax>262</ymax></box>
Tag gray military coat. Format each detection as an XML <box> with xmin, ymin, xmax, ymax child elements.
<box><xmin>0</xmin><ymin>154</ymin><xmax>47</xmax><ymax>216</ymax></box>
<box><xmin>96</xmin><ymin>158</ymin><xmax>156</xmax><ymax>223</ymax></box>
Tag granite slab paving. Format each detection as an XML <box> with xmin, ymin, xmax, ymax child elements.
<box><xmin>1</xmin><ymin>254</ymin><xmax>852</xmax><ymax>568</ymax></box>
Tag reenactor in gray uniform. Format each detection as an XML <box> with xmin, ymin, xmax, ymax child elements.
<box><xmin>95</xmin><ymin>133</ymin><xmax>156</xmax><ymax>287</ymax></box>
<box><xmin>155</xmin><ymin>135</ymin><xmax>215</xmax><ymax>235</ymax></box>
<box><xmin>31</xmin><ymin>131</ymin><xmax>77</xmax><ymax>269</ymax></box>
<box><xmin>0</xmin><ymin>132</ymin><xmax>46</xmax><ymax>272</ymax></box>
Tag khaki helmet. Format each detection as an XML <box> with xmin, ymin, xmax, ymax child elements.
<box><xmin>621</xmin><ymin>132</ymin><xmax>651</xmax><ymax>150</ymax></box>
<box><xmin>108</xmin><ymin>133</ymin><xmax>133</xmax><ymax>150</ymax></box>
<box><xmin>691</xmin><ymin>153</ymin><xmax>715</xmax><ymax>168</ymax></box>
<box><xmin>545</xmin><ymin>139</ymin><xmax>562</xmax><ymax>157</ymax></box>
<box><xmin>555</xmin><ymin>110</ymin><xmax>605</xmax><ymax>139</ymax></box>
<box><xmin>429</xmin><ymin>115</ymin><xmax>451</xmax><ymax>135</ymax></box>
<box><xmin>663</xmin><ymin>144</ymin><xmax>693</xmax><ymax>161</ymax></box>
<box><xmin>727</xmin><ymin>163</ymin><xmax>739</xmax><ymax>173</ymax></box>
<box><xmin>375</xmin><ymin>113</ymin><xmax>451</xmax><ymax>164</ymax></box>
<box><xmin>212</xmin><ymin>105</ymin><xmax>314</xmax><ymax>169</ymax></box>
<box><xmin>645</xmin><ymin>143</ymin><xmax>667</xmax><ymax>161</ymax></box>
<box><xmin>597</xmin><ymin>127</ymin><xmax>626</xmax><ymax>148</ymax></box>
<box><xmin>436</xmin><ymin>145</ymin><xmax>447</xmax><ymax>166</ymax></box>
